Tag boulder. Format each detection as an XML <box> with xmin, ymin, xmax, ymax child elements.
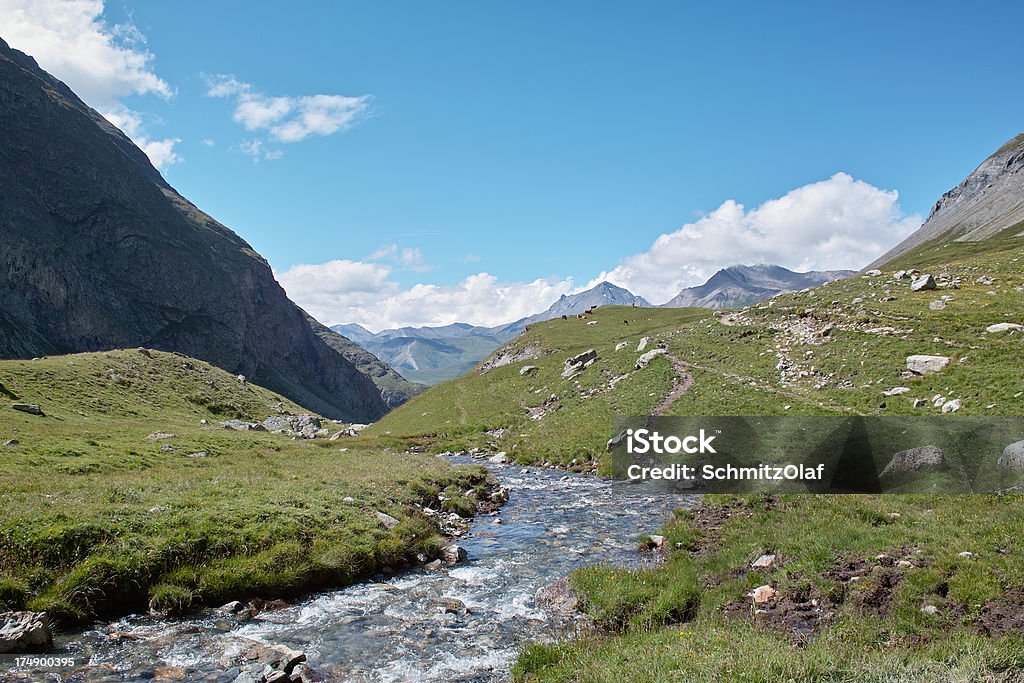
<box><xmin>222</xmin><ymin>420</ymin><xmax>264</xmax><ymax>432</ymax></box>
<box><xmin>911</xmin><ymin>274</ymin><xmax>936</xmax><ymax>291</ymax></box>
<box><xmin>986</xmin><ymin>323</ymin><xmax>1024</xmax><ymax>333</ymax></box>
<box><xmin>882</xmin><ymin>387</ymin><xmax>910</xmax><ymax>397</ymax></box>
<box><xmin>614</xmin><ymin>341</ymin><xmax>629</xmax><ymax>351</ymax></box>
<box><xmin>997</xmin><ymin>440</ymin><xmax>1024</xmax><ymax>470</ymax></box>
<box><xmin>635</xmin><ymin>348</ymin><xmax>667</xmax><ymax>370</ymax></box>
<box><xmin>11</xmin><ymin>403</ymin><xmax>42</xmax><ymax>416</ymax></box>
<box><xmin>636</xmin><ymin>337</ymin><xmax>651</xmax><ymax>352</ymax></box>
<box><xmin>880</xmin><ymin>445</ymin><xmax>947</xmax><ymax>481</ymax></box>
<box><xmin>561</xmin><ymin>349</ymin><xmax>597</xmax><ymax>378</ymax></box>
<box><xmin>375</xmin><ymin>511</ymin><xmax>401</xmax><ymax>529</ymax></box>
<box><xmin>0</xmin><ymin>611</ymin><xmax>52</xmax><ymax>653</ymax></box>
<box><xmin>146</xmin><ymin>432</ymin><xmax>176</xmax><ymax>440</ymax></box>
<box><xmin>519</xmin><ymin>365</ymin><xmax>539</xmax><ymax>376</ymax></box>
<box><xmin>865</xmin><ymin>269</ymin><xmax>882</xmax><ymax>277</ymax></box>
<box><xmin>535</xmin><ymin>577</ymin><xmax>580</xmax><ymax>615</ymax></box>
<box><xmin>441</xmin><ymin>544</ymin><xmax>468</xmax><ymax>565</ymax></box>
<box><xmin>941</xmin><ymin>399</ymin><xmax>962</xmax><ymax>413</ymax></box>
<box><xmin>906</xmin><ymin>355</ymin><xmax>950</xmax><ymax>375</ymax></box>
<box><xmin>488</xmin><ymin>452</ymin><xmax>509</xmax><ymax>464</ymax></box>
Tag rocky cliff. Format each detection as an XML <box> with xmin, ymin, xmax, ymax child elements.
<box><xmin>0</xmin><ymin>37</ymin><xmax>387</xmax><ymax>422</ymax></box>
<box><xmin>867</xmin><ymin>134</ymin><xmax>1024</xmax><ymax>268</ymax></box>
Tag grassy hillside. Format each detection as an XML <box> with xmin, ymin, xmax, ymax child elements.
<box><xmin>369</xmin><ymin>306</ymin><xmax>710</xmax><ymax>465</ymax></box>
<box><xmin>0</xmin><ymin>349</ymin><xmax>487</xmax><ymax>627</ymax></box>
<box><xmin>366</xmin><ymin>240</ymin><xmax>1024</xmax><ymax>681</ymax></box>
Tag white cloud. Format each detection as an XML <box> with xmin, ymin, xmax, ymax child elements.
<box><xmin>204</xmin><ymin>74</ymin><xmax>372</xmax><ymax>148</ymax></box>
<box><xmin>1</xmin><ymin>0</ymin><xmax>181</xmax><ymax>169</ymax></box>
<box><xmin>237</xmin><ymin>138</ymin><xmax>283</xmax><ymax>162</ymax></box>
<box><xmin>592</xmin><ymin>173</ymin><xmax>921</xmax><ymax>304</ymax></box>
<box><xmin>201</xmin><ymin>138</ymin><xmax>216</xmax><ymax>147</ymax></box>
<box><xmin>277</xmin><ymin>260</ymin><xmax>574</xmax><ymax>331</ymax></box>
<box><xmin>367</xmin><ymin>243</ymin><xmax>431</xmax><ymax>272</ymax></box>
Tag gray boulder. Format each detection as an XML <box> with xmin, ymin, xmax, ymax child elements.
<box><xmin>375</xmin><ymin>511</ymin><xmax>401</xmax><ymax>529</ymax></box>
<box><xmin>880</xmin><ymin>445</ymin><xmax>947</xmax><ymax>482</ymax></box>
<box><xmin>635</xmin><ymin>348</ymin><xmax>667</xmax><ymax>369</ymax></box>
<box><xmin>562</xmin><ymin>349</ymin><xmax>597</xmax><ymax>378</ymax></box>
<box><xmin>0</xmin><ymin>611</ymin><xmax>52</xmax><ymax>653</ymax></box>
<box><xmin>997</xmin><ymin>440</ymin><xmax>1024</xmax><ymax>470</ymax></box>
<box><xmin>906</xmin><ymin>355</ymin><xmax>950</xmax><ymax>374</ymax></box>
<box><xmin>986</xmin><ymin>323</ymin><xmax>1024</xmax><ymax>333</ymax></box>
<box><xmin>262</xmin><ymin>416</ymin><xmax>291</xmax><ymax>432</ymax></box>
<box><xmin>911</xmin><ymin>274</ymin><xmax>937</xmax><ymax>291</ymax></box>
<box><xmin>441</xmin><ymin>544</ymin><xmax>468</xmax><ymax>565</ymax></box>
<box><xmin>11</xmin><ymin>403</ymin><xmax>42</xmax><ymax>416</ymax></box>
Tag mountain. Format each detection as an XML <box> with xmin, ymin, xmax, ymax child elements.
<box><xmin>330</xmin><ymin>322</ymin><xmax>514</xmax><ymax>385</ymax></box>
<box><xmin>867</xmin><ymin>133</ymin><xmax>1024</xmax><ymax>269</ymax></box>
<box><xmin>305</xmin><ymin>315</ymin><xmax>426</xmax><ymax>408</ymax></box>
<box><xmin>660</xmin><ymin>264</ymin><xmax>855</xmax><ymax>309</ymax></box>
<box><xmin>0</xmin><ymin>37</ymin><xmax>388</xmax><ymax>422</ymax></box>
<box><xmin>334</xmin><ymin>282</ymin><xmax>650</xmax><ymax>385</ymax></box>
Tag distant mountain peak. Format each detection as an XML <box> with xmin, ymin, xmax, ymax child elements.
<box><xmin>661</xmin><ymin>265</ymin><xmax>853</xmax><ymax>309</ymax></box>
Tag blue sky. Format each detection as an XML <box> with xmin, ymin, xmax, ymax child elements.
<box><xmin>5</xmin><ymin>1</ymin><xmax>1024</xmax><ymax>328</ymax></box>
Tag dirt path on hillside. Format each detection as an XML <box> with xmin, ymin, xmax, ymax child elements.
<box><xmin>652</xmin><ymin>353</ymin><xmax>693</xmax><ymax>416</ymax></box>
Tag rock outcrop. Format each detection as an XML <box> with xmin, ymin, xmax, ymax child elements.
<box><xmin>0</xmin><ymin>38</ymin><xmax>386</xmax><ymax>421</ymax></box>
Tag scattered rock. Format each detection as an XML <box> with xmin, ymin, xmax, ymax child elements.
<box><xmin>0</xmin><ymin>611</ymin><xmax>52</xmax><ymax>653</ymax></box>
<box><xmin>976</xmin><ymin>276</ymin><xmax>995</xmax><ymax>285</ymax></box>
<box><xmin>480</xmin><ymin>340</ymin><xmax>542</xmax><ymax>372</ymax></box>
<box><xmin>636</xmin><ymin>337</ymin><xmax>652</xmax><ymax>352</ymax></box>
<box><xmin>911</xmin><ymin>274</ymin><xmax>937</xmax><ymax>291</ymax></box>
<box><xmin>635</xmin><ymin>348</ymin><xmax>667</xmax><ymax>370</ymax></box>
<box><xmin>958</xmin><ymin>551</ymin><xmax>974</xmax><ymax>559</ymax></box>
<box><xmin>986</xmin><ymin>323</ymin><xmax>1024</xmax><ymax>333</ymax></box>
<box><xmin>880</xmin><ymin>445</ymin><xmax>947</xmax><ymax>481</ymax></box>
<box><xmin>893</xmin><ymin>270</ymin><xmax>908</xmax><ymax>280</ymax></box>
<box><xmin>236</xmin><ymin>374</ymin><xmax>247</xmax><ymax>384</ymax></box>
<box><xmin>751</xmin><ymin>585</ymin><xmax>777</xmax><ymax>604</ymax></box>
<box><xmin>218</xmin><ymin>600</ymin><xmax>245</xmax><ymax>614</ymax></box>
<box><xmin>941</xmin><ymin>399</ymin><xmax>962</xmax><ymax>413</ymax></box>
<box><xmin>375</xmin><ymin>511</ymin><xmax>401</xmax><ymax>529</ymax></box>
<box><xmin>644</xmin><ymin>534</ymin><xmax>666</xmax><ymax>550</ymax></box>
<box><xmin>441</xmin><ymin>544</ymin><xmax>468</xmax><ymax>565</ymax></box>
<box><xmin>614</xmin><ymin>341</ymin><xmax>629</xmax><ymax>351</ymax></box>
<box><xmin>146</xmin><ymin>432</ymin><xmax>176</xmax><ymax>440</ymax></box>
<box><xmin>221</xmin><ymin>420</ymin><xmax>265</xmax><ymax>432</ymax></box>
<box><xmin>921</xmin><ymin>605</ymin><xmax>940</xmax><ymax>615</ymax></box>
<box><xmin>997</xmin><ymin>440</ymin><xmax>1024</xmax><ymax>470</ymax></box>
<box><xmin>561</xmin><ymin>349</ymin><xmax>597</xmax><ymax>378</ymax></box>
<box><xmin>239</xmin><ymin>640</ymin><xmax>306</xmax><ymax>676</ymax></box>
<box><xmin>11</xmin><ymin>403</ymin><xmax>43</xmax><ymax>416</ymax></box>
<box><xmin>262</xmin><ymin>416</ymin><xmax>291</xmax><ymax>432</ymax></box>
<box><xmin>865</xmin><ymin>269</ymin><xmax>882</xmax><ymax>277</ymax></box>
<box><xmin>912</xmin><ymin>399</ymin><xmax>928</xmax><ymax>409</ymax></box>
<box><xmin>929</xmin><ymin>300</ymin><xmax>946</xmax><ymax>311</ymax></box>
<box><xmin>488</xmin><ymin>452</ymin><xmax>509</xmax><ymax>464</ymax></box>
<box><xmin>519</xmin><ymin>365</ymin><xmax>538</xmax><ymax>376</ymax></box>
<box><xmin>186</xmin><ymin>451</ymin><xmax>208</xmax><ymax>458</ymax></box>
<box><xmin>3</xmin><ymin>439</ymin><xmax>18</xmax><ymax>447</ymax></box>
<box><xmin>751</xmin><ymin>554</ymin><xmax>777</xmax><ymax>570</ymax></box>
<box><xmin>137</xmin><ymin>347</ymin><xmax>152</xmax><ymax>358</ymax></box>
<box><xmin>882</xmin><ymin>387</ymin><xmax>910</xmax><ymax>397</ymax></box>
<box><xmin>906</xmin><ymin>355</ymin><xmax>950</xmax><ymax>375</ymax></box>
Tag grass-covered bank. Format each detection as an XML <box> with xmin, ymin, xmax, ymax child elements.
<box><xmin>0</xmin><ymin>350</ymin><xmax>491</xmax><ymax>628</ymax></box>
<box><xmin>514</xmin><ymin>494</ymin><xmax>1024</xmax><ymax>682</ymax></box>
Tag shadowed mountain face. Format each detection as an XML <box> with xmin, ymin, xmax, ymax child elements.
<box><xmin>0</xmin><ymin>38</ymin><xmax>388</xmax><ymax>421</ymax></box>
<box><xmin>660</xmin><ymin>265</ymin><xmax>854</xmax><ymax>309</ymax></box>
<box><xmin>868</xmin><ymin>134</ymin><xmax>1024</xmax><ymax>269</ymax></box>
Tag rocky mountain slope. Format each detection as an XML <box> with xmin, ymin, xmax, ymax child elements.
<box><xmin>868</xmin><ymin>133</ymin><xmax>1024</xmax><ymax>268</ymax></box>
<box><xmin>660</xmin><ymin>264</ymin><xmax>854</xmax><ymax>309</ymax></box>
<box><xmin>507</xmin><ymin>281</ymin><xmax>650</xmax><ymax>332</ymax></box>
<box><xmin>0</xmin><ymin>37</ymin><xmax>388</xmax><ymax>421</ymax></box>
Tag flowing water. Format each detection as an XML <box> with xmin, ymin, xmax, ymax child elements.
<box><xmin>43</xmin><ymin>459</ymin><xmax>696</xmax><ymax>682</ymax></box>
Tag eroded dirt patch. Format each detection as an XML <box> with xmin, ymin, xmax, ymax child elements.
<box><xmin>974</xmin><ymin>589</ymin><xmax>1024</xmax><ymax>637</ymax></box>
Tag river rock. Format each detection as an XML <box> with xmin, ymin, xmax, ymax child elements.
<box><xmin>997</xmin><ymin>440</ymin><xmax>1024</xmax><ymax>470</ymax></box>
<box><xmin>488</xmin><ymin>452</ymin><xmax>509</xmax><ymax>464</ymax></box>
<box><xmin>880</xmin><ymin>445</ymin><xmax>947</xmax><ymax>481</ymax></box>
<box><xmin>239</xmin><ymin>640</ymin><xmax>306</xmax><ymax>675</ymax></box>
<box><xmin>561</xmin><ymin>349</ymin><xmax>597</xmax><ymax>378</ymax></box>
<box><xmin>906</xmin><ymin>355</ymin><xmax>950</xmax><ymax>374</ymax></box>
<box><xmin>986</xmin><ymin>323</ymin><xmax>1024</xmax><ymax>333</ymax></box>
<box><xmin>0</xmin><ymin>611</ymin><xmax>52</xmax><ymax>653</ymax></box>
<box><xmin>911</xmin><ymin>274</ymin><xmax>936</xmax><ymax>291</ymax></box>
<box><xmin>535</xmin><ymin>577</ymin><xmax>580</xmax><ymax>615</ymax></box>
<box><xmin>635</xmin><ymin>348</ymin><xmax>667</xmax><ymax>370</ymax></box>
<box><xmin>441</xmin><ymin>544</ymin><xmax>468</xmax><ymax>565</ymax></box>
<box><xmin>11</xmin><ymin>403</ymin><xmax>43</xmax><ymax>416</ymax></box>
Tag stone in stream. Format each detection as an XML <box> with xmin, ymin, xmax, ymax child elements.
<box><xmin>998</xmin><ymin>440</ymin><xmax>1024</xmax><ymax>470</ymax></box>
<box><xmin>535</xmin><ymin>577</ymin><xmax>580</xmax><ymax>615</ymax></box>
<box><xmin>11</xmin><ymin>403</ymin><xmax>43</xmax><ymax>416</ymax></box>
<box><xmin>906</xmin><ymin>355</ymin><xmax>950</xmax><ymax>375</ymax></box>
<box><xmin>0</xmin><ymin>611</ymin><xmax>52</xmax><ymax>653</ymax></box>
<box><xmin>441</xmin><ymin>544</ymin><xmax>468</xmax><ymax>565</ymax></box>
<box><xmin>488</xmin><ymin>452</ymin><xmax>509</xmax><ymax>464</ymax></box>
